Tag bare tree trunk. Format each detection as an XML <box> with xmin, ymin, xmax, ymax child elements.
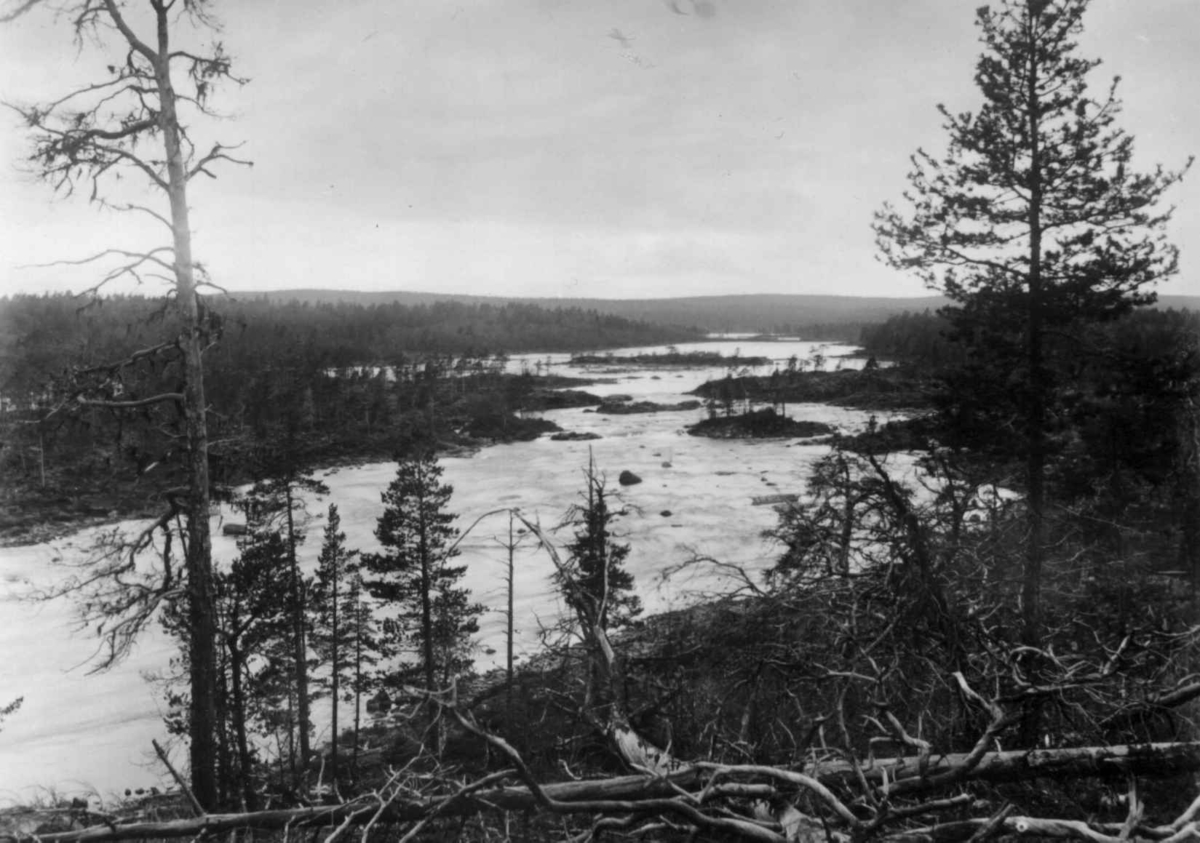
<box><xmin>228</xmin><ymin>643</ymin><xmax>255</xmax><ymax>811</ymax></box>
<box><xmin>329</xmin><ymin>550</ymin><xmax>340</xmax><ymax>787</ymax></box>
<box><xmin>148</xmin><ymin>10</ymin><xmax>219</xmax><ymax>805</ymax></box>
<box><xmin>506</xmin><ymin>513</ymin><xmax>515</xmax><ymax>718</ymax></box>
<box><xmin>1023</xmin><ymin>27</ymin><xmax>1047</xmax><ymax>651</ymax></box>
<box><xmin>284</xmin><ymin>484</ymin><xmax>312</xmax><ymax>782</ymax></box>
<box><xmin>214</xmin><ymin>650</ymin><xmax>233</xmax><ymax>808</ymax></box>
<box><xmin>417</xmin><ymin>504</ymin><xmax>440</xmax><ymax>754</ymax></box>
<box><xmin>1020</xmin><ymin>10</ymin><xmax>1047</xmax><ymax>749</ymax></box>
<box><xmin>353</xmin><ymin>621</ymin><xmax>362</xmax><ymax>777</ymax></box>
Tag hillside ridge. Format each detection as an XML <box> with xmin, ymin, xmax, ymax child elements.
<box><xmin>234</xmin><ymin>289</ymin><xmax>1199</xmax><ymax>331</ymax></box>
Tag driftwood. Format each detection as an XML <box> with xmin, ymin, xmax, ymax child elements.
<box><xmin>6</xmin><ymin>742</ymin><xmax>1200</xmax><ymax>843</ymax></box>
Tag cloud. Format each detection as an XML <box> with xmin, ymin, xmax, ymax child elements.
<box><xmin>1</xmin><ymin>0</ymin><xmax>1196</xmax><ymax>298</ymax></box>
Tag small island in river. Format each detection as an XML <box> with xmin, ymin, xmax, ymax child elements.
<box><xmin>686</xmin><ymin>407</ymin><xmax>835</xmax><ymax>439</ymax></box>
<box><xmin>570</xmin><ymin>350</ymin><xmax>771</xmax><ymax>367</ymax></box>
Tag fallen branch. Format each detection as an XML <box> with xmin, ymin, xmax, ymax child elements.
<box><xmin>812</xmin><ymin>741</ymin><xmax>1200</xmax><ymax>795</ymax></box>
<box><xmin>9</xmin><ymin>741</ymin><xmax>1200</xmax><ymax>843</ymax></box>
<box><xmin>151</xmin><ymin>739</ymin><xmax>203</xmax><ymax>817</ymax></box>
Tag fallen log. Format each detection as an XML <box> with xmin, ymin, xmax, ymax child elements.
<box><xmin>879</xmin><ymin>813</ymin><xmax>1200</xmax><ymax>843</ymax></box>
<box><xmin>9</xmin><ymin>742</ymin><xmax>1200</xmax><ymax>843</ymax></box>
<box><xmin>812</xmin><ymin>741</ymin><xmax>1200</xmax><ymax>795</ymax></box>
<box><xmin>0</xmin><ymin>772</ymin><xmax>728</xmax><ymax>843</ymax></box>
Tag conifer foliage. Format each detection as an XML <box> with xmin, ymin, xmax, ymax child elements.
<box><xmin>362</xmin><ymin>452</ymin><xmax>482</xmax><ymax>696</ymax></box>
<box><xmin>873</xmin><ymin>0</ymin><xmax>1191</xmax><ymax>642</ymax></box>
<box><xmin>558</xmin><ymin>458</ymin><xmax>642</xmax><ymax>633</ymax></box>
<box><xmin>214</xmin><ymin>527</ymin><xmax>292</xmax><ymax>809</ymax></box>
<box><xmin>239</xmin><ymin>469</ymin><xmax>329</xmax><ymax>783</ymax></box>
<box><xmin>310</xmin><ymin>503</ymin><xmax>387</xmax><ymax>785</ymax></box>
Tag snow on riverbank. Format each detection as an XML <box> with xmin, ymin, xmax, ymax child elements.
<box><xmin>0</xmin><ymin>339</ymin><xmax>894</xmax><ymax>801</ymax></box>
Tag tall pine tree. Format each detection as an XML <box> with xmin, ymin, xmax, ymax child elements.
<box><xmin>239</xmin><ymin>466</ymin><xmax>328</xmax><ymax>784</ymax></box>
<box><xmin>215</xmin><ymin>528</ymin><xmax>292</xmax><ymax>808</ymax></box>
<box><xmin>361</xmin><ymin>452</ymin><xmax>482</xmax><ymax>703</ymax></box>
<box><xmin>310</xmin><ymin>503</ymin><xmax>387</xmax><ymax>785</ymax></box>
<box><xmin>874</xmin><ymin>0</ymin><xmax>1190</xmax><ymax>643</ymax></box>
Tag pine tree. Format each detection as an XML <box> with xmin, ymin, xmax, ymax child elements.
<box><xmin>344</xmin><ymin>568</ymin><xmax>385</xmax><ymax>773</ymax></box>
<box><xmin>361</xmin><ymin>452</ymin><xmax>483</xmax><ymax>702</ymax></box>
<box><xmin>873</xmin><ymin>0</ymin><xmax>1190</xmax><ymax>644</ymax></box>
<box><xmin>2</xmin><ymin>0</ymin><xmax>250</xmax><ymax>804</ymax></box>
<box><xmin>558</xmin><ymin>457</ymin><xmax>642</xmax><ymax>633</ymax></box>
<box><xmin>215</xmin><ymin>528</ymin><xmax>292</xmax><ymax>808</ymax></box>
<box><xmin>160</xmin><ymin>515</ymin><xmax>293</xmax><ymax>806</ymax></box>
<box><xmin>310</xmin><ymin>503</ymin><xmax>387</xmax><ymax>785</ymax></box>
<box><xmin>239</xmin><ymin>466</ymin><xmax>329</xmax><ymax>782</ymax></box>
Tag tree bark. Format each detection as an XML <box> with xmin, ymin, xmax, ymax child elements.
<box><xmin>353</xmin><ymin>603</ymin><xmax>362</xmax><ymax>776</ymax></box>
<box><xmin>137</xmin><ymin>0</ymin><xmax>218</xmax><ymax>807</ymax></box>
<box><xmin>1021</xmin><ymin>0</ymin><xmax>1047</xmax><ymax>651</ymax></box>
<box><xmin>329</xmin><ymin>546</ymin><xmax>340</xmax><ymax>787</ymax></box>
<box><xmin>506</xmin><ymin>513</ymin><xmax>515</xmax><ymax>717</ymax></box>
<box><xmin>228</xmin><ymin>638</ymin><xmax>255</xmax><ymax>811</ymax></box>
<box><xmin>285</xmin><ymin>484</ymin><xmax>312</xmax><ymax>780</ymax></box>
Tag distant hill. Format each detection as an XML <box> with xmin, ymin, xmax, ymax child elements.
<box><xmin>236</xmin><ymin>289</ymin><xmax>1200</xmax><ymax>333</ymax></box>
<box><xmin>234</xmin><ymin>290</ymin><xmax>946</xmax><ymax>332</ymax></box>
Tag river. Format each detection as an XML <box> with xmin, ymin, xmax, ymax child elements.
<box><xmin>0</xmin><ymin>337</ymin><xmax>894</xmax><ymax>801</ymax></box>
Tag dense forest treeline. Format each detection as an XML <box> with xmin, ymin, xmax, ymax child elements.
<box><xmin>245</xmin><ymin>289</ymin><xmax>949</xmax><ymax>332</ymax></box>
<box><xmin>860</xmin><ymin>305</ymin><xmax>1200</xmax><ymax>370</ymax></box>
<box><xmin>0</xmin><ymin>293</ymin><xmax>703</xmax><ymax>393</ymax></box>
<box><xmin>0</xmin><ymin>293</ymin><xmax>698</xmax><ymax>539</ymax></box>
<box><xmin>853</xmin><ymin>304</ymin><xmax>1200</xmax><ymax>573</ymax></box>
<box><xmin>248</xmin><ymin>287</ymin><xmax>1200</xmax><ymax>333</ymax></box>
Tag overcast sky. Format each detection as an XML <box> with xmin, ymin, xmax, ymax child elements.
<box><xmin>0</xmin><ymin>0</ymin><xmax>1196</xmax><ymax>300</ymax></box>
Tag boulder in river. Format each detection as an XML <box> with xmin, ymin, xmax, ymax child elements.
<box><xmin>618</xmin><ymin>470</ymin><xmax>642</xmax><ymax>486</ymax></box>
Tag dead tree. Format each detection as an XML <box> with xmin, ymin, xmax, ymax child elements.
<box><xmin>3</xmin><ymin>0</ymin><xmax>249</xmax><ymax>809</ymax></box>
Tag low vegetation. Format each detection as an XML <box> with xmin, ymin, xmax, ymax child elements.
<box><xmin>594</xmin><ymin>398</ymin><xmax>703</xmax><ymax>415</ymax></box>
<box><xmin>570</xmin><ymin>349</ymin><xmax>771</xmax><ymax>367</ymax></box>
<box><xmin>0</xmin><ymin>295</ymin><xmax>693</xmax><ymax>543</ymax></box>
<box><xmin>691</xmin><ymin>364</ymin><xmax>930</xmax><ymax>413</ymax></box>
<box><xmin>686</xmin><ymin>407</ymin><xmax>834</xmax><ymax>439</ymax></box>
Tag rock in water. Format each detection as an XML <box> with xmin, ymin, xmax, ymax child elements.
<box><xmin>618</xmin><ymin>470</ymin><xmax>642</xmax><ymax>486</ymax></box>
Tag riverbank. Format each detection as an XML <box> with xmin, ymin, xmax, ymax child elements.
<box><xmin>0</xmin><ymin>335</ymin><xmax>894</xmax><ymax>796</ymax></box>
<box><xmin>0</xmin><ymin>373</ymin><xmax>606</xmax><ymax>548</ymax></box>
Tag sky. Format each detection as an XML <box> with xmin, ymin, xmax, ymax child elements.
<box><xmin>0</xmin><ymin>0</ymin><xmax>1197</xmax><ymax>301</ymax></box>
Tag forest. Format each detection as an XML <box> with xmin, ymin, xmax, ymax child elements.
<box><xmin>2</xmin><ymin>0</ymin><xmax>1200</xmax><ymax>841</ymax></box>
<box><xmin>0</xmin><ymin>293</ymin><xmax>698</xmax><ymax>540</ymax></box>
